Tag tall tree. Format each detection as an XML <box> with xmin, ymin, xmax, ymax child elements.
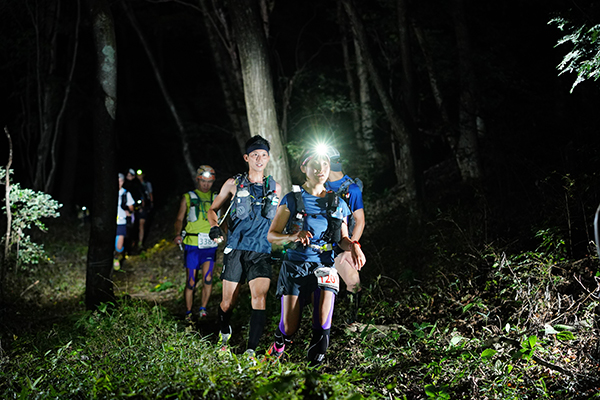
<box><xmin>199</xmin><ymin>0</ymin><xmax>251</xmax><ymax>153</ymax></box>
<box><xmin>342</xmin><ymin>0</ymin><xmax>419</xmax><ymax>212</ymax></box>
<box><xmin>85</xmin><ymin>0</ymin><xmax>118</xmax><ymax>310</ymax></box>
<box><xmin>122</xmin><ymin>0</ymin><xmax>197</xmax><ymax>182</ymax></box>
<box><xmin>451</xmin><ymin>0</ymin><xmax>482</xmax><ymax>182</ymax></box>
<box><xmin>228</xmin><ymin>0</ymin><xmax>291</xmax><ymax>192</ymax></box>
<box><xmin>15</xmin><ymin>0</ymin><xmax>80</xmax><ymax>194</ymax></box>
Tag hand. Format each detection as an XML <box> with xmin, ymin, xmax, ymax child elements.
<box><xmin>350</xmin><ymin>243</ymin><xmax>366</xmax><ymax>270</ymax></box>
<box><xmin>209</xmin><ymin>226</ymin><xmax>223</xmax><ymax>243</ymax></box>
<box><xmin>174</xmin><ymin>235</ymin><xmax>182</xmax><ymax>245</ymax></box>
<box><xmin>293</xmin><ymin>230</ymin><xmax>313</xmax><ymax>247</ymax></box>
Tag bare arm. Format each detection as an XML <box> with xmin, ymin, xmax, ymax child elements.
<box><xmin>207</xmin><ymin>178</ymin><xmax>236</xmax><ymax>227</ymax></box>
<box><xmin>267</xmin><ymin>204</ymin><xmax>313</xmax><ymax>246</ymax></box>
<box><xmin>173</xmin><ymin>196</ymin><xmax>187</xmax><ymax>245</ymax></box>
<box><xmin>338</xmin><ymin>219</ymin><xmax>366</xmax><ymax>269</ymax></box>
<box><xmin>350</xmin><ymin>208</ymin><xmax>365</xmax><ymax>241</ymax></box>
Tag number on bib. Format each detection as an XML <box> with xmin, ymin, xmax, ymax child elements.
<box><xmin>314</xmin><ymin>267</ymin><xmax>339</xmax><ymax>291</ymax></box>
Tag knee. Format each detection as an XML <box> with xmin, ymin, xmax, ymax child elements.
<box><xmin>251</xmin><ymin>294</ymin><xmax>267</xmax><ymax>309</ymax></box>
<box><xmin>220</xmin><ymin>299</ymin><xmax>233</xmax><ymax>312</ymax></box>
<box><xmin>186</xmin><ymin>279</ymin><xmax>196</xmax><ymax>290</ymax></box>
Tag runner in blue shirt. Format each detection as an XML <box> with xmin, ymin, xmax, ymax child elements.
<box><xmin>325</xmin><ymin>148</ymin><xmax>366</xmax><ymax>323</ymax></box>
<box><xmin>265</xmin><ymin>146</ymin><xmax>366</xmax><ymax>366</ymax></box>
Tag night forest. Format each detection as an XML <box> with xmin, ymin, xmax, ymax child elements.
<box><xmin>1</xmin><ymin>0</ymin><xmax>600</xmax><ymax>399</ymax></box>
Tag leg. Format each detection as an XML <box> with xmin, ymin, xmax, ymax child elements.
<box><xmin>246</xmin><ymin>277</ymin><xmax>271</xmax><ymax>350</ymax></box>
<box><xmin>335</xmin><ymin>252</ymin><xmax>361</xmax><ymax>293</ymax></box>
<box><xmin>184</xmin><ymin>267</ymin><xmax>198</xmax><ymax>313</ymax></box>
<box><xmin>138</xmin><ymin>217</ymin><xmax>146</xmax><ymax>247</ymax></box>
<box><xmin>218</xmin><ymin>279</ymin><xmax>241</xmax><ymax>338</ymax></box>
<box><xmin>336</xmin><ymin>252</ymin><xmax>362</xmax><ymax>323</ymax></box>
<box><xmin>114</xmin><ymin>234</ymin><xmax>125</xmax><ymax>270</ymax></box>
<box><xmin>199</xmin><ymin>260</ymin><xmax>214</xmax><ymax>310</ymax></box>
<box><xmin>267</xmin><ymin>295</ymin><xmax>301</xmax><ymax>358</ymax></box>
<box><xmin>115</xmin><ymin>235</ymin><xmax>125</xmax><ymax>253</ymax></box>
<box><xmin>308</xmin><ymin>288</ymin><xmax>336</xmax><ymax>366</ymax></box>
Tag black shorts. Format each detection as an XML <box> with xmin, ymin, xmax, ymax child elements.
<box><xmin>220</xmin><ymin>249</ymin><xmax>272</xmax><ymax>284</ymax></box>
<box><xmin>276</xmin><ymin>260</ymin><xmax>338</xmax><ymax>299</ymax></box>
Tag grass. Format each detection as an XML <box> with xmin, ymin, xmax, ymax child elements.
<box><xmin>1</xmin><ymin>196</ymin><xmax>600</xmax><ymax>399</ymax></box>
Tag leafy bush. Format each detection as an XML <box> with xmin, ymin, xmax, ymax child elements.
<box><xmin>1</xmin><ymin>167</ymin><xmax>62</xmax><ymax>269</ymax></box>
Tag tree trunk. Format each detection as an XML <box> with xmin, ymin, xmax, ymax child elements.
<box><xmin>45</xmin><ymin>0</ymin><xmax>81</xmax><ymax>194</ymax></box>
<box><xmin>199</xmin><ymin>0</ymin><xmax>250</xmax><ymax>153</ymax></box>
<box><xmin>452</xmin><ymin>0</ymin><xmax>482</xmax><ymax>182</ymax></box>
<box><xmin>397</xmin><ymin>0</ymin><xmax>416</xmax><ymax>119</ymax></box>
<box><xmin>338</xmin><ymin>2</ymin><xmax>361</xmax><ymax>147</ymax></box>
<box><xmin>412</xmin><ymin>20</ymin><xmax>453</xmax><ymax>146</ymax></box>
<box><xmin>354</xmin><ymin>37</ymin><xmax>375</xmax><ymax>158</ymax></box>
<box><xmin>31</xmin><ymin>0</ymin><xmax>60</xmax><ymax>192</ymax></box>
<box><xmin>1</xmin><ymin>128</ymin><xmax>14</xmax><ymax>300</ymax></box>
<box><xmin>122</xmin><ymin>1</ymin><xmax>197</xmax><ymax>182</ymax></box>
<box><xmin>342</xmin><ymin>0</ymin><xmax>419</xmax><ymax>212</ymax></box>
<box><xmin>228</xmin><ymin>0</ymin><xmax>291</xmax><ymax>193</ymax></box>
<box><xmin>85</xmin><ymin>0</ymin><xmax>118</xmax><ymax>310</ymax></box>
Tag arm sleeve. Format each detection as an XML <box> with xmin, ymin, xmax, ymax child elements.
<box><xmin>127</xmin><ymin>193</ymin><xmax>135</xmax><ymax>206</ymax></box>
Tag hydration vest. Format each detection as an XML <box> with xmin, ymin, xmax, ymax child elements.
<box><xmin>232</xmin><ymin>173</ymin><xmax>278</xmax><ymax>221</ymax></box>
<box><xmin>186</xmin><ymin>190</ymin><xmax>215</xmax><ymax>222</ymax></box>
<box><xmin>286</xmin><ymin>185</ymin><xmax>343</xmax><ymax>246</ymax></box>
<box><xmin>333</xmin><ymin>177</ymin><xmax>363</xmax><ymax>236</ymax></box>
<box><xmin>120</xmin><ymin>189</ymin><xmax>130</xmax><ymax>212</ymax></box>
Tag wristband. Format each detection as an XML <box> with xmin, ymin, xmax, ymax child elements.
<box><xmin>352</xmin><ymin>240</ymin><xmax>361</xmax><ymax>248</ymax></box>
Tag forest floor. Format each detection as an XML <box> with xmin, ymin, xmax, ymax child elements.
<box><xmin>2</xmin><ymin>194</ymin><xmax>600</xmax><ymax>399</ymax></box>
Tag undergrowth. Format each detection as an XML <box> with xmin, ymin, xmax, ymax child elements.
<box><xmin>1</xmin><ymin>187</ymin><xmax>599</xmax><ymax>399</ymax></box>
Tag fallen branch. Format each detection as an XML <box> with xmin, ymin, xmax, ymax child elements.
<box><xmin>20</xmin><ymin>280</ymin><xmax>39</xmax><ymax>297</ymax></box>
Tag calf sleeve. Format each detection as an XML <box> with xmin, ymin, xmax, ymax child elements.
<box><xmin>203</xmin><ymin>261</ymin><xmax>214</xmax><ymax>285</ymax></box>
<box><xmin>307</xmin><ymin>328</ymin><xmax>330</xmax><ymax>366</ymax></box>
<box><xmin>186</xmin><ymin>268</ymin><xmax>197</xmax><ymax>290</ymax></box>
<box><xmin>247</xmin><ymin>309</ymin><xmax>266</xmax><ymax>351</ymax></box>
<box><xmin>312</xmin><ymin>289</ymin><xmax>336</xmax><ymax>330</ymax></box>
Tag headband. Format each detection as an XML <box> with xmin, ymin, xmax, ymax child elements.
<box><xmin>246</xmin><ymin>143</ymin><xmax>270</xmax><ymax>155</ymax></box>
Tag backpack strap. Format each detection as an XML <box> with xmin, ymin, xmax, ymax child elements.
<box><xmin>292</xmin><ymin>185</ymin><xmax>305</xmax><ymax>219</ymax></box>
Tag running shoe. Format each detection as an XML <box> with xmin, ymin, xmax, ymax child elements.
<box><xmin>198</xmin><ymin>307</ymin><xmax>208</xmax><ymax>318</ymax></box>
<box><xmin>113</xmin><ymin>258</ymin><xmax>120</xmax><ymax>271</ymax></box>
<box><xmin>218</xmin><ymin>326</ymin><xmax>231</xmax><ymax>350</ymax></box>
<box><xmin>265</xmin><ymin>343</ymin><xmax>285</xmax><ymax>362</ymax></box>
<box><xmin>185</xmin><ymin>311</ymin><xmax>193</xmax><ymax>324</ymax></box>
<box><xmin>243</xmin><ymin>349</ymin><xmax>257</xmax><ymax>365</ymax></box>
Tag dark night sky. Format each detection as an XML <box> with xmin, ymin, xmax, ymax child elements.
<box><xmin>1</xmin><ymin>0</ymin><xmax>600</xmax><ymax>216</ymax></box>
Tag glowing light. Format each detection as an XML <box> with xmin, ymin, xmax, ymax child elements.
<box><xmin>136</xmin><ymin>169</ymin><xmax>143</xmax><ymax>175</ymax></box>
<box><xmin>314</xmin><ymin>143</ymin><xmax>330</xmax><ymax>157</ymax></box>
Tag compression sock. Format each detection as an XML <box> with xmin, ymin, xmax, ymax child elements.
<box><xmin>307</xmin><ymin>327</ymin><xmax>330</xmax><ymax>367</ymax></box>
<box><xmin>247</xmin><ymin>309</ymin><xmax>266</xmax><ymax>351</ymax></box>
<box><xmin>218</xmin><ymin>305</ymin><xmax>232</xmax><ymax>334</ymax></box>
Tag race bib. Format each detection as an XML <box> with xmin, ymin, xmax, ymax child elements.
<box><xmin>198</xmin><ymin>232</ymin><xmax>218</xmax><ymax>249</ymax></box>
<box><xmin>314</xmin><ymin>267</ymin><xmax>339</xmax><ymax>291</ymax></box>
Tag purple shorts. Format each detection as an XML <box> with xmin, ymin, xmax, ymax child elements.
<box><xmin>184</xmin><ymin>244</ymin><xmax>217</xmax><ymax>270</ymax></box>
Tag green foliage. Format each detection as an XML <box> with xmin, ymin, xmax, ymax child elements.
<box><xmin>1</xmin><ymin>167</ymin><xmax>62</xmax><ymax>268</ymax></box>
<box><xmin>0</xmin><ymin>299</ymin><xmax>372</xmax><ymax>399</ymax></box>
<box><xmin>550</xmin><ymin>17</ymin><xmax>600</xmax><ymax>92</ymax></box>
